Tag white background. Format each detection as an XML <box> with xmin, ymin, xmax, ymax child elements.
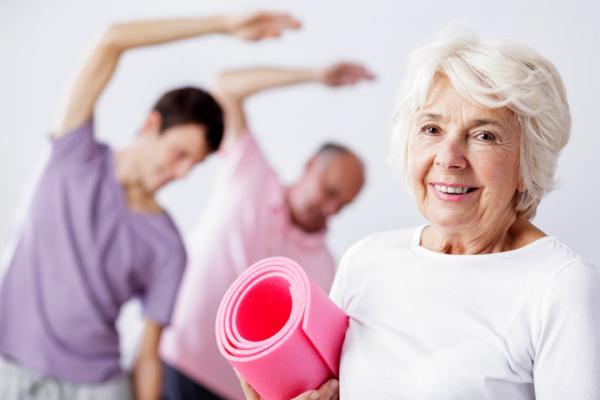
<box><xmin>1</xmin><ymin>1</ymin><xmax>598</xmax><ymax>285</ymax></box>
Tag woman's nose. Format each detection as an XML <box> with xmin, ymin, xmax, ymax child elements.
<box><xmin>434</xmin><ymin>135</ymin><xmax>468</xmax><ymax>170</ymax></box>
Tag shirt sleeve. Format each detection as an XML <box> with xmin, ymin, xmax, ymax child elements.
<box><xmin>216</xmin><ymin>130</ymin><xmax>275</xmax><ymax>191</ymax></box>
<box><xmin>49</xmin><ymin>118</ymin><xmax>104</xmax><ymax>168</ymax></box>
<box><xmin>140</xmin><ymin>248</ymin><xmax>187</xmax><ymax>327</ymax></box>
<box><xmin>533</xmin><ymin>258</ymin><xmax>600</xmax><ymax>399</ymax></box>
<box><xmin>329</xmin><ymin>235</ymin><xmax>372</xmax><ymax>312</ymax></box>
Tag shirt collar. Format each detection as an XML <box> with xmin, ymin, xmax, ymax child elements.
<box><xmin>268</xmin><ymin>186</ymin><xmax>328</xmax><ymax>249</ymax></box>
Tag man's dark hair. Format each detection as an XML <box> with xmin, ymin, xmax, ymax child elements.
<box><xmin>153</xmin><ymin>86</ymin><xmax>224</xmax><ymax>152</ymax></box>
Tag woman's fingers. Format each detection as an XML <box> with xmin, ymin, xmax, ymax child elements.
<box><xmin>235</xmin><ymin>369</ymin><xmax>262</xmax><ymax>400</ymax></box>
<box><xmin>236</xmin><ymin>368</ymin><xmax>339</xmax><ymax>400</ymax></box>
<box><xmin>291</xmin><ymin>379</ymin><xmax>340</xmax><ymax>400</ymax></box>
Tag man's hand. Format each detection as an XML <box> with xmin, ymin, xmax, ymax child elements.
<box><xmin>319</xmin><ymin>62</ymin><xmax>375</xmax><ymax>87</ymax></box>
<box><xmin>224</xmin><ymin>11</ymin><xmax>301</xmax><ymax>41</ymax></box>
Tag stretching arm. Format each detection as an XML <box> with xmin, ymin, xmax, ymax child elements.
<box><xmin>52</xmin><ymin>12</ymin><xmax>301</xmax><ymax>137</ymax></box>
<box><xmin>214</xmin><ymin>62</ymin><xmax>375</xmax><ymax>151</ymax></box>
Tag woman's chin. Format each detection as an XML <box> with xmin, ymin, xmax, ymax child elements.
<box><xmin>426</xmin><ymin>211</ymin><xmax>476</xmax><ymax>231</ymax></box>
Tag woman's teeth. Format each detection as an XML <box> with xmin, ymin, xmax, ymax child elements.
<box><xmin>434</xmin><ymin>184</ymin><xmax>473</xmax><ymax>194</ymax></box>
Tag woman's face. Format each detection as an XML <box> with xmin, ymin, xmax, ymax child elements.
<box><xmin>409</xmin><ymin>76</ymin><xmax>522</xmax><ymax>232</ymax></box>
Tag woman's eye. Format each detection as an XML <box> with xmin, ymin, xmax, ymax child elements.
<box><xmin>475</xmin><ymin>131</ymin><xmax>497</xmax><ymax>142</ymax></box>
<box><xmin>421</xmin><ymin>125</ymin><xmax>440</xmax><ymax>135</ymax></box>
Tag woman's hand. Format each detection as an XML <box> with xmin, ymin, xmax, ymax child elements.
<box><xmin>237</xmin><ymin>370</ymin><xmax>339</xmax><ymax>400</ymax></box>
<box><xmin>223</xmin><ymin>11</ymin><xmax>301</xmax><ymax>41</ymax></box>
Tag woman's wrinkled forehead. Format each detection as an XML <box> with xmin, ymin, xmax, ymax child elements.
<box><xmin>414</xmin><ymin>75</ymin><xmax>518</xmax><ymax>129</ymax></box>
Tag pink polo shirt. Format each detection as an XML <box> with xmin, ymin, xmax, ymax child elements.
<box><xmin>160</xmin><ymin>131</ymin><xmax>336</xmax><ymax>399</ymax></box>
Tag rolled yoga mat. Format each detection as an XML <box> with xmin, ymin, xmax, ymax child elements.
<box><xmin>215</xmin><ymin>257</ymin><xmax>348</xmax><ymax>400</ymax></box>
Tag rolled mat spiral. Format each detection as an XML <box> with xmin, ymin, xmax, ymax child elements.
<box><xmin>215</xmin><ymin>256</ymin><xmax>348</xmax><ymax>400</ymax></box>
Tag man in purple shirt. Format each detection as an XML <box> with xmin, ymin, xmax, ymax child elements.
<box><xmin>0</xmin><ymin>11</ymin><xmax>300</xmax><ymax>400</ymax></box>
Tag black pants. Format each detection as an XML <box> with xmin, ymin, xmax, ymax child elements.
<box><xmin>161</xmin><ymin>361</ymin><xmax>225</xmax><ymax>400</ymax></box>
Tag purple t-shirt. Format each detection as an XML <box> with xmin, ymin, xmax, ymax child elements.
<box><xmin>0</xmin><ymin>119</ymin><xmax>186</xmax><ymax>383</ymax></box>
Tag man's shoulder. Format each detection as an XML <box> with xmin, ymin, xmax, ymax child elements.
<box><xmin>218</xmin><ymin>130</ymin><xmax>277</xmax><ymax>183</ymax></box>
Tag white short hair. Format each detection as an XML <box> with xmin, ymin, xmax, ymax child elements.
<box><xmin>391</xmin><ymin>28</ymin><xmax>571</xmax><ymax>220</ymax></box>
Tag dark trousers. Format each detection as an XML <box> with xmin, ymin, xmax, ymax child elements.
<box><xmin>161</xmin><ymin>361</ymin><xmax>225</xmax><ymax>400</ymax></box>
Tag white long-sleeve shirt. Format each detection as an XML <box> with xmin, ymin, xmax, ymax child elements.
<box><xmin>330</xmin><ymin>225</ymin><xmax>600</xmax><ymax>399</ymax></box>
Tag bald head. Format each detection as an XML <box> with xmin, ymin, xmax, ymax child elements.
<box><xmin>288</xmin><ymin>142</ymin><xmax>365</xmax><ymax>233</ymax></box>
<box><xmin>315</xmin><ymin>142</ymin><xmax>358</xmax><ymax>162</ymax></box>
<box><xmin>314</xmin><ymin>141</ymin><xmax>364</xmax><ymax>178</ymax></box>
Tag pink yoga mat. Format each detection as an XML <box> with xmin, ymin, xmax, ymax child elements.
<box><xmin>215</xmin><ymin>257</ymin><xmax>348</xmax><ymax>400</ymax></box>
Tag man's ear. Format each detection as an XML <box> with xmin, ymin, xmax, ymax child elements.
<box><xmin>305</xmin><ymin>155</ymin><xmax>318</xmax><ymax>172</ymax></box>
<box><xmin>141</xmin><ymin>111</ymin><xmax>162</xmax><ymax>136</ymax></box>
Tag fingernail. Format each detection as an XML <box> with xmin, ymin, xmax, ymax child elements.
<box><xmin>310</xmin><ymin>392</ymin><xmax>320</xmax><ymax>400</ymax></box>
<box><xmin>330</xmin><ymin>380</ymin><xmax>339</xmax><ymax>389</ymax></box>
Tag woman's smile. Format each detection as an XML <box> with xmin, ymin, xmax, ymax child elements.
<box><xmin>429</xmin><ymin>182</ymin><xmax>480</xmax><ymax>202</ymax></box>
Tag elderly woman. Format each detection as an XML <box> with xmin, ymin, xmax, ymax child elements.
<box><xmin>328</xmin><ymin>31</ymin><xmax>600</xmax><ymax>399</ymax></box>
<box><xmin>239</xmin><ymin>31</ymin><xmax>600</xmax><ymax>400</ymax></box>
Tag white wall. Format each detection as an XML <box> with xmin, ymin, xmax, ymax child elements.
<box><xmin>2</xmin><ymin>0</ymin><xmax>599</xmax><ymax>268</ymax></box>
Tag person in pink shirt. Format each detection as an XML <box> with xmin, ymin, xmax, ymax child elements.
<box><xmin>160</xmin><ymin>63</ymin><xmax>374</xmax><ymax>400</ymax></box>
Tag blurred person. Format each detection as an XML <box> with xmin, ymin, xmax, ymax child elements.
<box><xmin>0</xmin><ymin>11</ymin><xmax>300</xmax><ymax>400</ymax></box>
<box><xmin>160</xmin><ymin>63</ymin><xmax>374</xmax><ymax>400</ymax></box>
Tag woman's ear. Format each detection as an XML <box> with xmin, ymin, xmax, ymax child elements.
<box><xmin>517</xmin><ymin>177</ymin><xmax>525</xmax><ymax>192</ymax></box>
<box><xmin>141</xmin><ymin>111</ymin><xmax>162</xmax><ymax>136</ymax></box>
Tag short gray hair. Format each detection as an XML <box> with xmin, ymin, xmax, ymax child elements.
<box><xmin>391</xmin><ymin>28</ymin><xmax>571</xmax><ymax>219</ymax></box>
